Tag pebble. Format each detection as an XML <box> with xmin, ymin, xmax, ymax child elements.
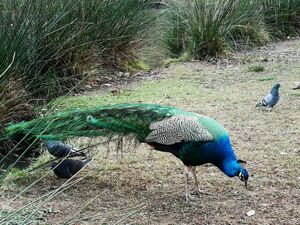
<box><xmin>247</xmin><ymin>210</ymin><xmax>255</xmax><ymax>217</ymax></box>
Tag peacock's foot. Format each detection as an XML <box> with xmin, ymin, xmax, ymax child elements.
<box><xmin>190</xmin><ymin>188</ymin><xmax>210</xmax><ymax>196</ymax></box>
<box><xmin>185</xmin><ymin>190</ymin><xmax>210</xmax><ymax>201</ymax></box>
<box><xmin>185</xmin><ymin>192</ymin><xmax>200</xmax><ymax>202</ymax></box>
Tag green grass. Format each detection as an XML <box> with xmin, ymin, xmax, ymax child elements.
<box><xmin>291</xmin><ymin>91</ymin><xmax>300</xmax><ymax>96</ymax></box>
<box><xmin>50</xmin><ymin>78</ymin><xmax>202</xmax><ymax>111</ymax></box>
<box><xmin>2</xmin><ymin>153</ymin><xmax>51</xmax><ymax>190</ymax></box>
<box><xmin>257</xmin><ymin>76</ymin><xmax>276</xmax><ymax>81</ymax></box>
<box><xmin>248</xmin><ymin>65</ymin><xmax>265</xmax><ymax>72</ymax></box>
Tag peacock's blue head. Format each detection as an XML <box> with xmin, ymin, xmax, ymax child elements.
<box><xmin>238</xmin><ymin>167</ymin><xmax>249</xmax><ymax>188</ymax></box>
<box><xmin>220</xmin><ymin>158</ymin><xmax>249</xmax><ymax>188</ymax></box>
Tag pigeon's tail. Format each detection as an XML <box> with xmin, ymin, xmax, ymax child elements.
<box><xmin>82</xmin><ymin>158</ymin><xmax>92</xmax><ymax>166</ymax></box>
<box><xmin>256</xmin><ymin>99</ymin><xmax>267</xmax><ymax>107</ymax></box>
<box><xmin>292</xmin><ymin>86</ymin><xmax>300</xmax><ymax>90</ymax></box>
<box><xmin>69</xmin><ymin>150</ymin><xmax>86</xmax><ymax>158</ymax></box>
<box><xmin>256</xmin><ymin>102</ymin><xmax>263</xmax><ymax>107</ymax></box>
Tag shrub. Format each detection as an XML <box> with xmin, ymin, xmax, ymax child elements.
<box><xmin>0</xmin><ymin>0</ymin><xmax>157</xmax><ymax>102</ymax></box>
<box><xmin>261</xmin><ymin>0</ymin><xmax>300</xmax><ymax>38</ymax></box>
<box><xmin>248</xmin><ymin>65</ymin><xmax>265</xmax><ymax>72</ymax></box>
<box><xmin>0</xmin><ymin>78</ymin><xmax>36</xmax><ymax>158</ymax></box>
<box><xmin>0</xmin><ymin>0</ymin><xmax>157</xmax><ymax>157</ymax></box>
<box><xmin>163</xmin><ymin>0</ymin><xmax>270</xmax><ymax>58</ymax></box>
<box><xmin>75</xmin><ymin>0</ymin><xmax>157</xmax><ymax>68</ymax></box>
<box><xmin>0</xmin><ymin>0</ymin><xmax>86</xmax><ymax>101</ymax></box>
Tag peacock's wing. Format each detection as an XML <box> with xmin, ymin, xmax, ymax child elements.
<box><xmin>144</xmin><ymin>115</ymin><xmax>214</xmax><ymax>145</ymax></box>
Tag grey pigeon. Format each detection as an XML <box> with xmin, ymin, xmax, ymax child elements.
<box><xmin>256</xmin><ymin>83</ymin><xmax>280</xmax><ymax>109</ymax></box>
<box><xmin>45</xmin><ymin>140</ymin><xmax>86</xmax><ymax>158</ymax></box>
<box><xmin>51</xmin><ymin>159</ymin><xmax>91</xmax><ymax>179</ymax></box>
<box><xmin>292</xmin><ymin>82</ymin><xmax>300</xmax><ymax>90</ymax></box>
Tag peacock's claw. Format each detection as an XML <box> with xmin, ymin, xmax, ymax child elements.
<box><xmin>190</xmin><ymin>188</ymin><xmax>210</xmax><ymax>196</ymax></box>
<box><xmin>185</xmin><ymin>192</ymin><xmax>199</xmax><ymax>202</ymax></box>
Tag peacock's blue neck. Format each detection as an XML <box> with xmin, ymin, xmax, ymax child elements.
<box><xmin>178</xmin><ymin>135</ymin><xmax>242</xmax><ymax>178</ymax></box>
<box><xmin>215</xmin><ymin>136</ymin><xmax>243</xmax><ymax>177</ymax></box>
<box><xmin>212</xmin><ymin>136</ymin><xmax>242</xmax><ymax>177</ymax></box>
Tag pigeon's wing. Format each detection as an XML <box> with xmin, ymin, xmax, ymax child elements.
<box><xmin>53</xmin><ymin>163</ymin><xmax>73</xmax><ymax>179</ymax></box>
<box><xmin>270</xmin><ymin>95</ymin><xmax>279</xmax><ymax>107</ymax></box>
<box><xmin>69</xmin><ymin>160</ymin><xmax>86</xmax><ymax>175</ymax></box>
<box><xmin>262</xmin><ymin>93</ymin><xmax>273</xmax><ymax>106</ymax></box>
<box><xmin>46</xmin><ymin>141</ymin><xmax>73</xmax><ymax>157</ymax></box>
<box><xmin>144</xmin><ymin>115</ymin><xmax>214</xmax><ymax>145</ymax></box>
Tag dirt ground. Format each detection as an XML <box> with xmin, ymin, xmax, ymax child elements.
<box><xmin>1</xmin><ymin>39</ymin><xmax>299</xmax><ymax>225</ymax></box>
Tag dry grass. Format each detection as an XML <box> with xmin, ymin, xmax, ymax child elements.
<box><xmin>1</xmin><ymin>39</ymin><xmax>300</xmax><ymax>224</ymax></box>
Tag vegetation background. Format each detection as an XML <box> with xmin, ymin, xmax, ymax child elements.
<box><xmin>0</xmin><ymin>0</ymin><xmax>299</xmax><ymax>224</ymax></box>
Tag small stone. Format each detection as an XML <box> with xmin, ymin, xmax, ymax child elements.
<box><xmin>247</xmin><ymin>210</ymin><xmax>255</xmax><ymax>217</ymax></box>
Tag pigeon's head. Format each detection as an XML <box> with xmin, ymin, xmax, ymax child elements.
<box><xmin>270</xmin><ymin>83</ymin><xmax>280</xmax><ymax>95</ymax></box>
<box><xmin>272</xmin><ymin>83</ymin><xmax>280</xmax><ymax>91</ymax></box>
<box><xmin>273</xmin><ymin>83</ymin><xmax>281</xmax><ymax>89</ymax></box>
<box><xmin>50</xmin><ymin>161</ymin><xmax>58</xmax><ymax>169</ymax></box>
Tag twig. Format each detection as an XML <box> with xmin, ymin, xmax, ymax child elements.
<box><xmin>0</xmin><ymin>52</ymin><xmax>15</xmax><ymax>79</ymax></box>
<box><xmin>71</xmin><ymin>202</ymin><xmax>147</xmax><ymax>224</ymax></box>
<box><xmin>63</xmin><ymin>192</ymin><xmax>105</xmax><ymax>225</ymax></box>
<box><xmin>113</xmin><ymin>204</ymin><xmax>148</xmax><ymax>225</ymax></box>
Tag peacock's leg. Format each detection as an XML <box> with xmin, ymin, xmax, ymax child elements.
<box><xmin>190</xmin><ymin>166</ymin><xmax>208</xmax><ymax>196</ymax></box>
<box><xmin>184</xmin><ymin>166</ymin><xmax>191</xmax><ymax>201</ymax></box>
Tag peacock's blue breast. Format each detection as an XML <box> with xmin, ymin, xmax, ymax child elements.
<box><xmin>178</xmin><ymin>136</ymin><xmax>235</xmax><ymax>166</ymax></box>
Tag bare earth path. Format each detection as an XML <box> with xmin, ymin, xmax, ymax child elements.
<box><xmin>1</xmin><ymin>39</ymin><xmax>300</xmax><ymax>224</ymax></box>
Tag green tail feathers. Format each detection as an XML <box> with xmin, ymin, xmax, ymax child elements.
<box><xmin>4</xmin><ymin>104</ymin><xmax>178</xmax><ymax>141</ymax></box>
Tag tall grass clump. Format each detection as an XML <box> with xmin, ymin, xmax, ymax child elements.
<box><xmin>0</xmin><ymin>0</ymin><xmax>86</xmax><ymax>101</ymax></box>
<box><xmin>0</xmin><ymin>0</ymin><xmax>157</xmax><ymax>102</ymax></box>
<box><xmin>261</xmin><ymin>0</ymin><xmax>300</xmax><ymax>38</ymax></box>
<box><xmin>75</xmin><ymin>0</ymin><xmax>157</xmax><ymax>69</ymax></box>
<box><xmin>0</xmin><ymin>78</ymin><xmax>36</xmax><ymax>158</ymax></box>
<box><xmin>0</xmin><ymin>0</ymin><xmax>157</xmax><ymax>157</ymax></box>
<box><xmin>163</xmin><ymin>0</ymin><xmax>270</xmax><ymax>58</ymax></box>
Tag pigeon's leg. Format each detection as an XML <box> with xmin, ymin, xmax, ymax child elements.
<box><xmin>190</xmin><ymin>167</ymin><xmax>209</xmax><ymax>196</ymax></box>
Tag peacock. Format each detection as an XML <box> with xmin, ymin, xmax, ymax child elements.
<box><xmin>5</xmin><ymin>103</ymin><xmax>249</xmax><ymax>200</ymax></box>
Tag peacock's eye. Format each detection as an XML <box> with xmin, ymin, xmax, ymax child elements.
<box><xmin>238</xmin><ymin>172</ymin><xmax>245</xmax><ymax>181</ymax></box>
